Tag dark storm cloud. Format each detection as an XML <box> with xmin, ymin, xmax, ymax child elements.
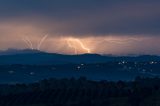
<box><xmin>0</xmin><ymin>0</ymin><xmax>160</xmax><ymax>36</ymax></box>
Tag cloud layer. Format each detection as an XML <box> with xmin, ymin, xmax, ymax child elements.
<box><xmin>0</xmin><ymin>0</ymin><xmax>160</xmax><ymax>55</ymax></box>
<box><xmin>0</xmin><ymin>0</ymin><xmax>160</xmax><ymax>36</ymax></box>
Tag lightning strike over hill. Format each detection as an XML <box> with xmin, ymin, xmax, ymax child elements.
<box><xmin>37</xmin><ymin>34</ymin><xmax>48</xmax><ymax>50</ymax></box>
<box><xmin>66</xmin><ymin>38</ymin><xmax>91</xmax><ymax>54</ymax></box>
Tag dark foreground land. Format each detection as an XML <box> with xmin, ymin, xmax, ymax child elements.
<box><xmin>0</xmin><ymin>77</ymin><xmax>160</xmax><ymax>106</ymax></box>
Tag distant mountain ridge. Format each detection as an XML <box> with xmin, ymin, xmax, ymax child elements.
<box><xmin>0</xmin><ymin>49</ymin><xmax>160</xmax><ymax>65</ymax></box>
<box><xmin>0</xmin><ymin>49</ymin><xmax>42</xmax><ymax>55</ymax></box>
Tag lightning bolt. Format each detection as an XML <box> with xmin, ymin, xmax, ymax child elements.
<box><xmin>37</xmin><ymin>34</ymin><xmax>48</xmax><ymax>50</ymax></box>
<box><xmin>66</xmin><ymin>38</ymin><xmax>91</xmax><ymax>54</ymax></box>
<box><xmin>67</xmin><ymin>40</ymin><xmax>78</xmax><ymax>54</ymax></box>
<box><xmin>104</xmin><ymin>37</ymin><xmax>143</xmax><ymax>44</ymax></box>
<box><xmin>22</xmin><ymin>36</ymin><xmax>33</xmax><ymax>49</ymax></box>
<box><xmin>74</xmin><ymin>39</ymin><xmax>91</xmax><ymax>53</ymax></box>
<box><xmin>22</xmin><ymin>38</ymin><xmax>31</xmax><ymax>48</ymax></box>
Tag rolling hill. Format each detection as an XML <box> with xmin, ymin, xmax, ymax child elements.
<box><xmin>0</xmin><ymin>49</ymin><xmax>160</xmax><ymax>65</ymax></box>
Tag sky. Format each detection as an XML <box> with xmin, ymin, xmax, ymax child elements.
<box><xmin>0</xmin><ymin>0</ymin><xmax>160</xmax><ymax>55</ymax></box>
